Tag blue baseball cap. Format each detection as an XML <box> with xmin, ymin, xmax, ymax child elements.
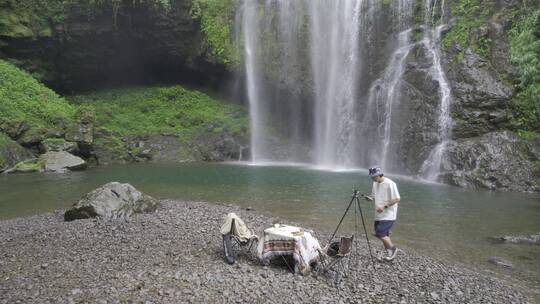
<box><xmin>368</xmin><ymin>166</ymin><xmax>383</xmax><ymax>177</ymax></box>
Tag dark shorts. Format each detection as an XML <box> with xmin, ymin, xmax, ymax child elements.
<box><xmin>374</xmin><ymin>220</ymin><xmax>395</xmax><ymax>238</ymax></box>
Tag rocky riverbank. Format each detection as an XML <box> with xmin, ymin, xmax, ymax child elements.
<box><xmin>0</xmin><ymin>201</ymin><xmax>532</xmax><ymax>303</ymax></box>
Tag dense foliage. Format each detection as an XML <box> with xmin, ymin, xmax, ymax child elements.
<box><xmin>191</xmin><ymin>0</ymin><xmax>238</xmax><ymax>65</ymax></box>
<box><xmin>0</xmin><ymin>0</ymin><xmax>63</xmax><ymax>37</ymax></box>
<box><xmin>0</xmin><ymin>60</ymin><xmax>75</xmax><ymax>132</ymax></box>
<box><xmin>509</xmin><ymin>7</ymin><xmax>540</xmax><ymax>136</ymax></box>
<box><xmin>69</xmin><ymin>86</ymin><xmax>247</xmax><ymax>140</ymax></box>
<box><xmin>0</xmin><ymin>0</ymin><xmax>182</xmax><ymax>36</ymax></box>
<box><xmin>441</xmin><ymin>0</ymin><xmax>492</xmax><ymax>60</ymax></box>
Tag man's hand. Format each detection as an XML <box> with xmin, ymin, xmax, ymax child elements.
<box><xmin>376</xmin><ymin>206</ymin><xmax>385</xmax><ymax>213</ymax></box>
<box><xmin>363</xmin><ymin>195</ymin><xmax>373</xmax><ymax>202</ymax></box>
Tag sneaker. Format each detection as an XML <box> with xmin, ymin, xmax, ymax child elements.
<box><xmin>384</xmin><ymin>247</ymin><xmax>397</xmax><ymax>261</ymax></box>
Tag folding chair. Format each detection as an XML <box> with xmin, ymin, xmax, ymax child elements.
<box><xmin>222</xmin><ymin>216</ymin><xmax>258</xmax><ymax>264</ymax></box>
<box><xmin>230</xmin><ymin>218</ymin><xmax>259</xmax><ymax>260</ymax></box>
<box><xmin>317</xmin><ymin>235</ymin><xmax>354</xmax><ymax>284</ymax></box>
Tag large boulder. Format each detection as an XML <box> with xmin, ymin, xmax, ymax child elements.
<box><xmin>65</xmin><ymin>121</ymin><xmax>93</xmax><ymax>145</ymax></box>
<box><xmin>488</xmin><ymin>257</ymin><xmax>513</xmax><ymax>268</ymax></box>
<box><xmin>0</xmin><ymin>133</ymin><xmax>34</xmax><ymax>172</ymax></box>
<box><xmin>40</xmin><ymin>151</ymin><xmax>87</xmax><ymax>173</ymax></box>
<box><xmin>439</xmin><ymin>131</ymin><xmax>539</xmax><ymax>192</ymax></box>
<box><xmin>64</xmin><ymin>182</ymin><xmax>159</xmax><ymax>221</ymax></box>
<box><xmin>42</xmin><ymin>138</ymin><xmax>77</xmax><ymax>153</ymax></box>
<box><xmin>446</xmin><ymin>49</ymin><xmax>514</xmax><ymax>139</ymax></box>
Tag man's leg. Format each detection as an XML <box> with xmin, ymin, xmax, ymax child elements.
<box><xmin>375</xmin><ymin>221</ymin><xmax>398</xmax><ymax>261</ymax></box>
<box><xmin>380</xmin><ymin>236</ymin><xmax>394</xmax><ymax>250</ymax></box>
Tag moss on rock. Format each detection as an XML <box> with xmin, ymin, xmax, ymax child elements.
<box><xmin>0</xmin><ymin>132</ymin><xmax>33</xmax><ymax>171</ymax></box>
<box><xmin>93</xmin><ymin>136</ymin><xmax>131</xmax><ymax>165</ymax></box>
<box><xmin>13</xmin><ymin>159</ymin><xmax>45</xmax><ymax>172</ymax></box>
<box><xmin>441</xmin><ymin>0</ymin><xmax>493</xmax><ymax>60</ymax></box>
<box><xmin>0</xmin><ymin>0</ymin><xmax>63</xmax><ymax>38</ymax></box>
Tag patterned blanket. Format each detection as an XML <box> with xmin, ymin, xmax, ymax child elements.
<box><xmin>257</xmin><ymin>225</ymin><xmax>321</xmax><ymax>274</ymax></box>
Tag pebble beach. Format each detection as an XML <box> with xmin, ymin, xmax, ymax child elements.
<box><xmin>0</xmin><ymin>200</ymin><xmax>532</xmax><ymax>303</ymax></box>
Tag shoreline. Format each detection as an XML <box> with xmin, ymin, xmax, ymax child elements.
<box><xmin>0</xmin><ymin>200</ymin><xmax>533</xmax><ymax>303</ymax></box>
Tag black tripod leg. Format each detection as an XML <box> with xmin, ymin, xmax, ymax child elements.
<box><xmin>355</xmin><ymin>197</ymin><xmax>375</xmax><ymax>265</ymax></box>
<box><xmin>327</xmin><ymin>195</ymin><xmax>355</xmax><ymax>245</ymax></box>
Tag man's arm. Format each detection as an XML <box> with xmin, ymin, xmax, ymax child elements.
<box><xmin>376</xmin><ymin>197</ymin><xmax>399</xmax><ymax>213</ymax></box>
<box><xmin>385</xmin><ymin>182</ymin><xmax>400</xmax><ymax>208</ymax></box>
<box><xmin>384</xmin><ymin>197</ymin><xmax>400</xmax><ymax>208</ymax></box>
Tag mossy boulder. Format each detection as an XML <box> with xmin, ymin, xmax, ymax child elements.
<box><xmin>92</xmin><ymin>136</ymin><xmax>132</xmax><ymax>165</ymax></box>
<box><xmin>64</xmin><ymin>182</ymin><xmax>160</xmax><ymax>221</ymax></box>
<box><xmin>42</xmin><ymin>138</ymin><xmax>77</xmax><ymax>153</ymax></box>
<box><xmin>6</xmin><ymin>159</ymin><xmax>45</xmax><ymax>174</ymax></box>
<box><xmin>0</xmin><ymin>133</ymin><xmax>33</xmax><ymax>172</ymax></box>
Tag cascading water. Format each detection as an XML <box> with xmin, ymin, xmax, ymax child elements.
<box><xmin>368</xmin><ymin>29</ymin><xmax>413</xmax><ymax>170</ymax></box>
<box><xmin>419</xmin><ymin>0</ymin><xmax>453</xmax><ymax>181</ymax></box>
<box><xmin>309</xmin><ymin>0</ymin><xmax>363</xmax><ymax>168</ymax></box>
<box><xmin>363</xmin><ymin>0</ymin><xmax>416</xmax><ymax>171</ymax></box>
<box><xmin>240</xmin><ymin>0</ymin><xmax>310</xmax><ymax>164</ymax></box>
<box><xmin>242</xmin><ymin>0</ymin><xmax>263</xmax><ymax>163</ymax></box>
<box><xmin>239</xmin><ymin>0</ymin><xmax>451</xmax><ymax>178</ymax></box>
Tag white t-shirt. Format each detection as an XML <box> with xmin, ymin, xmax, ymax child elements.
<box><xmin>372</xmin><ymin>177</ymin><xmax>400</xmax><ymax>221</ymax></box>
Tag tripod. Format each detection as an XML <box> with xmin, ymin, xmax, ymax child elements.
<box><xmin>327</xmin><ymin>189</ymin><xmax>375</xmax><ymax>265</ymax></box>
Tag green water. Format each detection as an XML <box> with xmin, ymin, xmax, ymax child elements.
<box><xmin>1</xmin><ymin>162</ymin><xmax>539</xmax><ymax>292</ymax></box>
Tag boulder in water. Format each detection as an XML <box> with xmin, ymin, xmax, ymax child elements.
<box><xmin>64</xmin><ymin>182</ymin><xmax>159</xmax><ymax>221</ymax></box>
<box><xmin>487</xmin><ymin>257</ymin><xmax>513</xmax><ymax>268</ymax></box>
<box><xmin>40</xmin><ymin>151</ymin><xmax>87</xmax><ymax>173</ymax></box>
<box><xmin>496</xmin><ymin>233</ymin><xmax>540</xmax><ymax>245</ymax></box>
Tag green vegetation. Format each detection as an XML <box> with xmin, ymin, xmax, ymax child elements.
<box><xmin>0</xmin><ymin>57</ymin><xmax>247</xmax><ymax>164</ymax></box>
<box><xmin>509</xmin><ymin>8</ymin><xmax>540</xmax><ymax>134</ymax></box>
<box><xmin>93</xmin><ymin>136</ymin><xmax>131</xmax><ymax>162</ymax></box>
<box><xmin>70</xmin><ymin>86</ymin><xmax>247</xmax><ymax>140</ymax></box>
<box><xmin>42</xmin><ymin>138</ymin><xmax>67</xmax><ymax>146</ymax></box>
<box><xmin>0</xmin><ymin>0</ymin><xmax>64</xmax><ymax>37</ymax></box>
<box><xmin>0</xmin><ymin>133</ymin><xmax>10</xmax><ymax>169</ymax></box>
<box><xmin>0</xmin><ymin>0</ymin><xmax>176</xmax><ymax>38</ymax></box>
<box><xmin>0</xmin><ymin>60</ymin><xmax>76</xmax><ymax>133</ymax></box>
<box><xmin>441</xmin><ymin>0</ymin><xmax>493</xmax><ymax>60</ymax></box>
<box><xmin>14</xmin><ymin>159</ymin><xmax>44</xmax><ymax>172</ymax></box>
<box><xmin>191</xmin><ymin>0</ymin><xmax>238</xmax><ymax>65</ymax></box>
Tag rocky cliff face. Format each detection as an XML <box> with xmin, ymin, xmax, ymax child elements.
<box><xmin>0</xmin><ymin>0</ymin><xmax>231</xmax><ymax>93</ymax></box>
<box><xmin>391</xmin><ymin>0</ymin><xmax>539</xmax><ymax>191</ymax></box>
<box><xmin>436</xmin><ymin>0</ymin><xmax>539</xmax><ymax>191</ymax></box>
<box><xmin>441</xmin><ymin>131</ymin><xmax>539</xmax><ymax>192</ymax></box>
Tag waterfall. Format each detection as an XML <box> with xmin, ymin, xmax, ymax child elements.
<box><xmin>309</xmin><ymin>0</ymin><xmax>363</xmax><ymax>168</ymax></box>
<box><xmin>365</xmin><ymin>28</ymin><xmax>414</xmax><ymax>171</ymax></box>
<box><xmin>238</xmin><ymin>0</ymin><xmax>451</xmax><ymax>177</ymax></box>
<box><xmin>242</xmin><ymin>0</ymin><xmax>264</xmax><ymax>163</ymax></box>
<box><xmin>419</xmin><ymin>0</ymin><xmax>452</xmax><ymax>181</ymax></box>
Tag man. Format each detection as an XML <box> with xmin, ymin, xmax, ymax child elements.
<box><xmin>364</xmin><ymin>166</ymin><xmax>400</xmax><ymax>261</ymax></box>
